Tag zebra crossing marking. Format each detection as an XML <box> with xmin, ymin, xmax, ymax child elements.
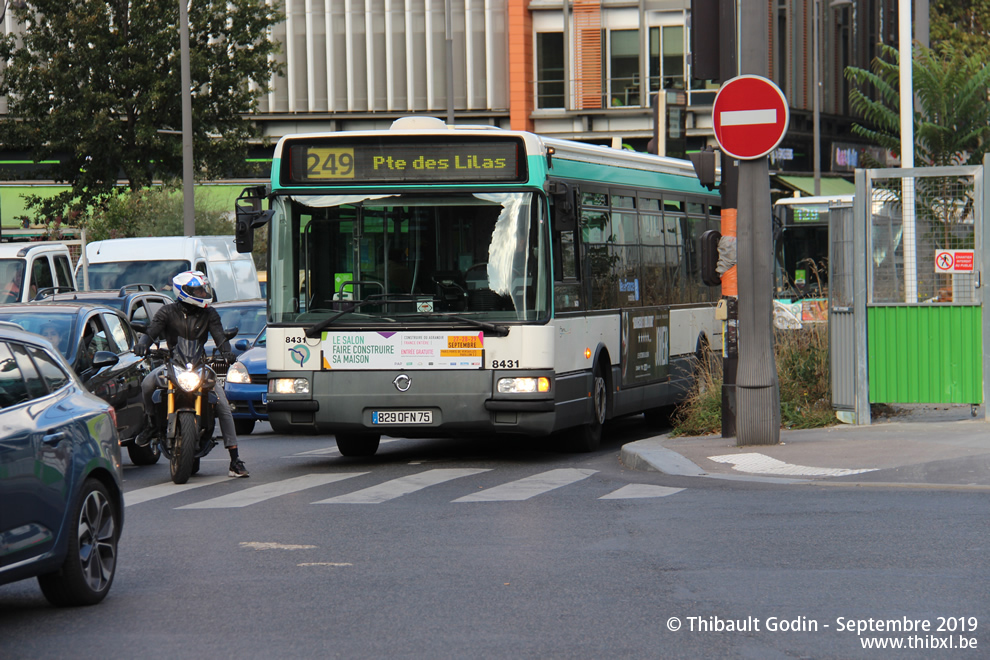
<box><xmin>312</xmin><ymin>468</ymin><xmax>491</xmax><ymax>504</ymax></box>
<box><xmin>178</xmin><ymin>473</ymin><xmax>368</xmax><ymax>509</ymax></box>
<box><xmin>598</xmin><ymin>484</ymin><xmax>684</xmax><ymax>499</ymax></box>
<box><xmin>283</xmin><ymin>438</ymin><xmax>404</xmax><ymax>458</ymax></box>
<box><xmin>125</xmin><ymin>475</ymin><xmax>229</xmax><ymax>507</ymax></box>
<box><xmin>453</xmin><ymin>468</ymin><xmax>598</xmax><ymax>502</ymax></box>
<box><xmin>125</xmin><ymin>467</ymin><xmax>686</xmax><ymax>508</ymax></box>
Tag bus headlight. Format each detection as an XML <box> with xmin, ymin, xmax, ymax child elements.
<box><xmin>270</xmin><ymin>377</ymin><xmax>310</xmax><ymax>394</ymax></box>
<box><xmin>176</xmin><ymin>368</ymin><xmax>202</xmax><ymax>392</ymax></box>
<box><xmin>226</xmin><ymin>362</ymin><xmax>251</xmax><ymax>384</ymax></box>
<box><xmin>497</xmin><ymin>377</ymin><xmax>550</xmax><ymax>394</ymax></box>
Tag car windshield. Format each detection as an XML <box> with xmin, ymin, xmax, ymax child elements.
<box><xmin>216</xmin><ymin>304</ymin><xmax>266</xmax><ymax>337</ymax></box>
<box><xmin>0</xmin><ymin>310</ymin><xmax>78</xmax><ymax>360</ymax></box>
<box><xmin>86</xmin><ymin>260</ymin><xmax>190</xmax><ymax>296</ymax></box>
<box><xmin>267</xmin><ymin>191</ymin><xmax>550</xmax><ymax>326</ymax></box>
<box><xmin>254</xmin><ymin>328</ymin><xmax>266</xmax><ymax>348</ymax></box>
<box><xmin>0</xmin><ymin>259</ymin><xmax>26</xmax><ymax>304</ymax></box>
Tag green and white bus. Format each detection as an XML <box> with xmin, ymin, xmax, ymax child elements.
<box><xmin>237</xmin><ymin>116</ymin><xmax>722</xmax><ymax>456</ymax></box>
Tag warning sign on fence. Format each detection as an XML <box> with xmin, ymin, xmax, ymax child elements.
<box><xmin>935</xmin><ymin>250</ymin><xmax>975</xmax><ymax>273</ymax></box>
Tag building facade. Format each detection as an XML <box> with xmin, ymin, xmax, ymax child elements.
<box><xmin>1</xmin><ymin>0</ymin><xmax>900</xmax><ymax>185</ymax></box>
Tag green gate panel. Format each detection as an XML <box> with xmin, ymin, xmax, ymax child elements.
<box><xmin>867</xmin><ymin>306</ymin><xmax>983</xmax><ymax>404</ymax></box>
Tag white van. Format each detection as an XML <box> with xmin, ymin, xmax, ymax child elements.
<box><xmin>0</xmin><ymin>241</ymin><xmax>77</xmax><ymax>304</ymax></box>
<box><xmin>79</xmin><ymin>236</ymin><xmax>261</xmax><ymax>302</ymax></box>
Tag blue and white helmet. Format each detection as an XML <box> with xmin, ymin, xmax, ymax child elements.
<box><xmin>173</xmin><ymin>270</ymin><xmax>213</xmax><ymax>308</ymax></box>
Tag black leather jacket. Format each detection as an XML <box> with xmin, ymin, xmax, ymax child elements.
<box><xmin>137</xmin><ymin>301</ymin><xmax>232</xmax><ymax>357</ymax></box>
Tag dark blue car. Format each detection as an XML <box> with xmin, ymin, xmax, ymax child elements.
<box><xmin>0</xmin><ymin>323</ymin><xmax>124</xmax><ymax>606</ymax></box>
<box><xmin>224</xmin><ymin>328</ymin><xmax>268</xmax><ymax>435</ymax></box>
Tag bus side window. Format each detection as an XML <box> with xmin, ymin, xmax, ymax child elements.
<box><xmin>554</xmin><ymin>229</ymin><xmax>582</xmax><ymax>312</ymax></box>
<box><xmin>581</xmin><ymin>207</ymin><xmax>615</xmax><ymax>310</ymax></box>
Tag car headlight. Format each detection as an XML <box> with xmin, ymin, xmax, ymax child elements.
<box><xmin>226</xmin><ymin>361</ymin><xmax>251</xmax><ymax>384</ymax></box>
<box><xmin>497</xmin><ymin>377</ymin><xmax>551</xmax><ymax>394</ymax></box>
<box><xmin>270</xmin><ymin>377</ymin><xmax>310</xmax><ymax>394</ymax></box>
<box><xmin>176</xmin><ymin>367</ymin><xmax>202</xmax><ymax>392</ymax></box>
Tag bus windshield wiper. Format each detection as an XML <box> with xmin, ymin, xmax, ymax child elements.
<box><xmin>304</xmin><ymin>298</ymin><xmax>400</xmax><ymax>338</ymax></box>
<box><xmin>394</xmin><ymin>312</ymin><xmax>509</xmax><ymax>337</ymax></box>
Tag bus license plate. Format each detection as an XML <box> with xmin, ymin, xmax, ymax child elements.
<box><xmin>372</xmin><ymin>410</ymin><xmax>432</xmax><ymax>425</ymax></box>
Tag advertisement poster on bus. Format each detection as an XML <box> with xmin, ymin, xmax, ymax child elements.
<box><xmin>321</xmin><ymin>331</ymin><xmax>484</xmax><ymax>369</ymax></box>
<box><xmin>620</xmin><ymin>307</ymin><xmax>670</xmax><ymax>387</ymax></box>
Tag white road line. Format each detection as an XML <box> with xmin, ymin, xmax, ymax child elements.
<box><xmin>313</xmin><ymin>468</ymin><xmax>491</xmax><ymax>504</ymax></box>
<box><xmin>177</xmin><ymin>473</ymin><xmax>368</xmax><ymax>509</ymax></box>
<box><xmin>453</xmin><ymin>468</ymin><xmax>597</xmax><ymax>502</ymax></box>
<box><xmin>599</xmin><ymin>484</ymin><xmax>684</xmax><ymax>499</ymax></box>
<box><xmin>125</xmin><ymin>476</ymin><xmax>229</xmax><ymax>507</ymax></box>
<box><xmin>720</xmin><ymin>109</ymin><xmax>776</xmax><ymax>126</ymax></box>
<box><xmin>708</xmin><ymin>453</ymin><xmax>878</xmax><ymax>477</ymax></box>
<box><xmin>283</xmin><ymin>437</ymin><xmax>403</xmax><ymax>458</ymax></box>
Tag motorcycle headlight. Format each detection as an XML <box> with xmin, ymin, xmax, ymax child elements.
<box><xmin>226</xmin><ymin>361</ymin><xmax>251</xmax><ymax>384</ymax></box>
<box><xmin>176</xmin><ymin>367</ymin><xmax>202</xmax><ymax>392</ymax></box>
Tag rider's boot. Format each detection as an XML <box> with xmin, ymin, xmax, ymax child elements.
<box><xmin>228</xmin><ymin>446</ymin><xmax>250</xmax><ymax>478</ymax></box>
<box><xmin>134</xmin><ymin>413</ymin><xmax>157</xmax><ymax>447</ymax></box>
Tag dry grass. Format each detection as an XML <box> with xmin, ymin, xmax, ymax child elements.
<box><xmin>671</xmin><ymin>323</ymin><xmax>837</xmax><ymax>436</ymax></box>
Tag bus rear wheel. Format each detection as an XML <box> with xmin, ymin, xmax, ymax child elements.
<box><xmin>335</xmin><ymin>432</ymin><xmax>381</xmax><ymax>457</ymax></box>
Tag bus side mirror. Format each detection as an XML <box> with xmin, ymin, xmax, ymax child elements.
<box><xmin>235</xmin><ymin>186</ymin><xmax>274</xmax><ymax>254</ymax></box>
<box><xmin>545</xmin><ymin>180</ymin><xmax>577</xmax><ymax>232</ymax></box>
<box><xmin>701</xmin><ymin>229</ymin><xmax>722</xmax><ymax>286</ymax></box>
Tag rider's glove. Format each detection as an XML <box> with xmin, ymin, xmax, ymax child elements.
<box><xmin>135</xmin><ymin>337</ymin><xmax>150</xmax><ymax>357</ymax></box>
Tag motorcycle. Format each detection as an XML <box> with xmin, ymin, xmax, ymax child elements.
<box><xmin>146</xmin><ymin>330</ymin><xmax>236</xmax><ymax>484</ymax></box>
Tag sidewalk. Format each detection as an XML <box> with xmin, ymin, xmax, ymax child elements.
<box><xmin>620</xmin><ymin>404</ymin><xmax>990</xmax><ymax>489</ymax></box>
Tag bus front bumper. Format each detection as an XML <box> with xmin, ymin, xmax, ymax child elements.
<box><xmin>267</xmin><ymin>369</ymin><xmax>562</xmax><ymax>437</ymax></box>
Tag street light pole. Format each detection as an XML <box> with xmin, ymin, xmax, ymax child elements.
<box><xmin>179</xmin><ymin>0</ymin><xmax>195</xmax><ymax>236</ymax></box>
<box><xmin>812</xmin><ymin>0</ymin><xmax>821</xmax><ymax>196</ymax></box>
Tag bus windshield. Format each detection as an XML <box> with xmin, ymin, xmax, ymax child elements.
<box><xmin>268</xmin><ymin>191</ymin><xmax>550</xmax><ymax>326</ymax></box>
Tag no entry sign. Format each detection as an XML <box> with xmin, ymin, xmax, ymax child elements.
<box><xmin>713</xmin><ymin>75</ymin><xmax>790</xmax><ymax>160</ymax></box>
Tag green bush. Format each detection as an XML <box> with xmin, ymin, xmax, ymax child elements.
<box><xmin>83</xmin><ymin>184</ymin><xmax>267</xmax><ymax>271</ymax></box>
<box><xmin>85</xmin><ymin>184</ymin><xmax>233</xmax><ymax>241</ymax></box>
<box><xmin>671</xmin><ymin>323</ymin><xmax>837</xmax><ymax>436</ymax></box>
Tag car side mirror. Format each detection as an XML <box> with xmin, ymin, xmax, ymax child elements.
<box><xmin>224</xmin><ymin>326</ymin><xmax>239</xmax><ymax>340</ymax></box>
<box><xmin>235</xmin><ymin>339</ymin><xmax>250</xmax><ymax>351</ymax></box>
<box><xmin>91</xmin><ymin>351</ymin><xmax>120</xmax><ymax>370</ymax></box>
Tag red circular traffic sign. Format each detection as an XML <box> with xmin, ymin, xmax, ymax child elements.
<box><xmin>713</xmin><ymin>75</ymin><xmax>790</xmax><ymax>160</ymax></box>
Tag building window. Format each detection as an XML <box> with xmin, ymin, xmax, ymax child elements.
<box><xmin>650</xmin><ymin>26</ymin><xmax>686</xmax><ymax>92</ymax></box>
<box><xmin>608</xmin><ymin>29</ymin><xmax>640</xmax><ymax>107</ymax></box>
<box><xmin>537</xmin><ymin>32</ymin><xmax>565</xmax><ymax>109</ymax></box>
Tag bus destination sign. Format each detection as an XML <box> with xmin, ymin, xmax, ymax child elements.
<box><xmin>285</xmin><ymin>138</ymin><xmax>525</xmax><ymax>184</ymax></box>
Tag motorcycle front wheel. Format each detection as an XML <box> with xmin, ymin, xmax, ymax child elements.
<box><xmin>170</xmin><ymin>411</ymin><xmax>198</xmax><ymax>484</ymax></box>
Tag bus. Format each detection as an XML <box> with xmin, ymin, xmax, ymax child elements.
<box><xmin>236</xmin><ymin>116</ymin><xmax>722</xmax><ymax>456</ymax></box>
<box><xmin>772</xmin><ymin>194</ymin><xmax>853</xmax><ymax>301</ymax></box>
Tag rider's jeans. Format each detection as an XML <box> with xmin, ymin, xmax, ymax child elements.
<box><xmin>141</xmin><ymin>365</ymin><xmax>238</xmax><ymax>449</ymax></box>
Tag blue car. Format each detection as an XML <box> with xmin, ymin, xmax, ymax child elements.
<box><xmin>0</xmin><ymin>322</ymin><xmax>124</xmax><ymax>606</ymax></box>
<box><xmin>225</xmin><ymin>328</ymin><xmax>268</xmax><ymax>435</ymax></box>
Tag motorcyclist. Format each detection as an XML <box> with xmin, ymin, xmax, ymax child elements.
<box><xmin>134</xmin><ymin>270</ymin><xmax>249</xmax><ymax>478</ymax></box>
